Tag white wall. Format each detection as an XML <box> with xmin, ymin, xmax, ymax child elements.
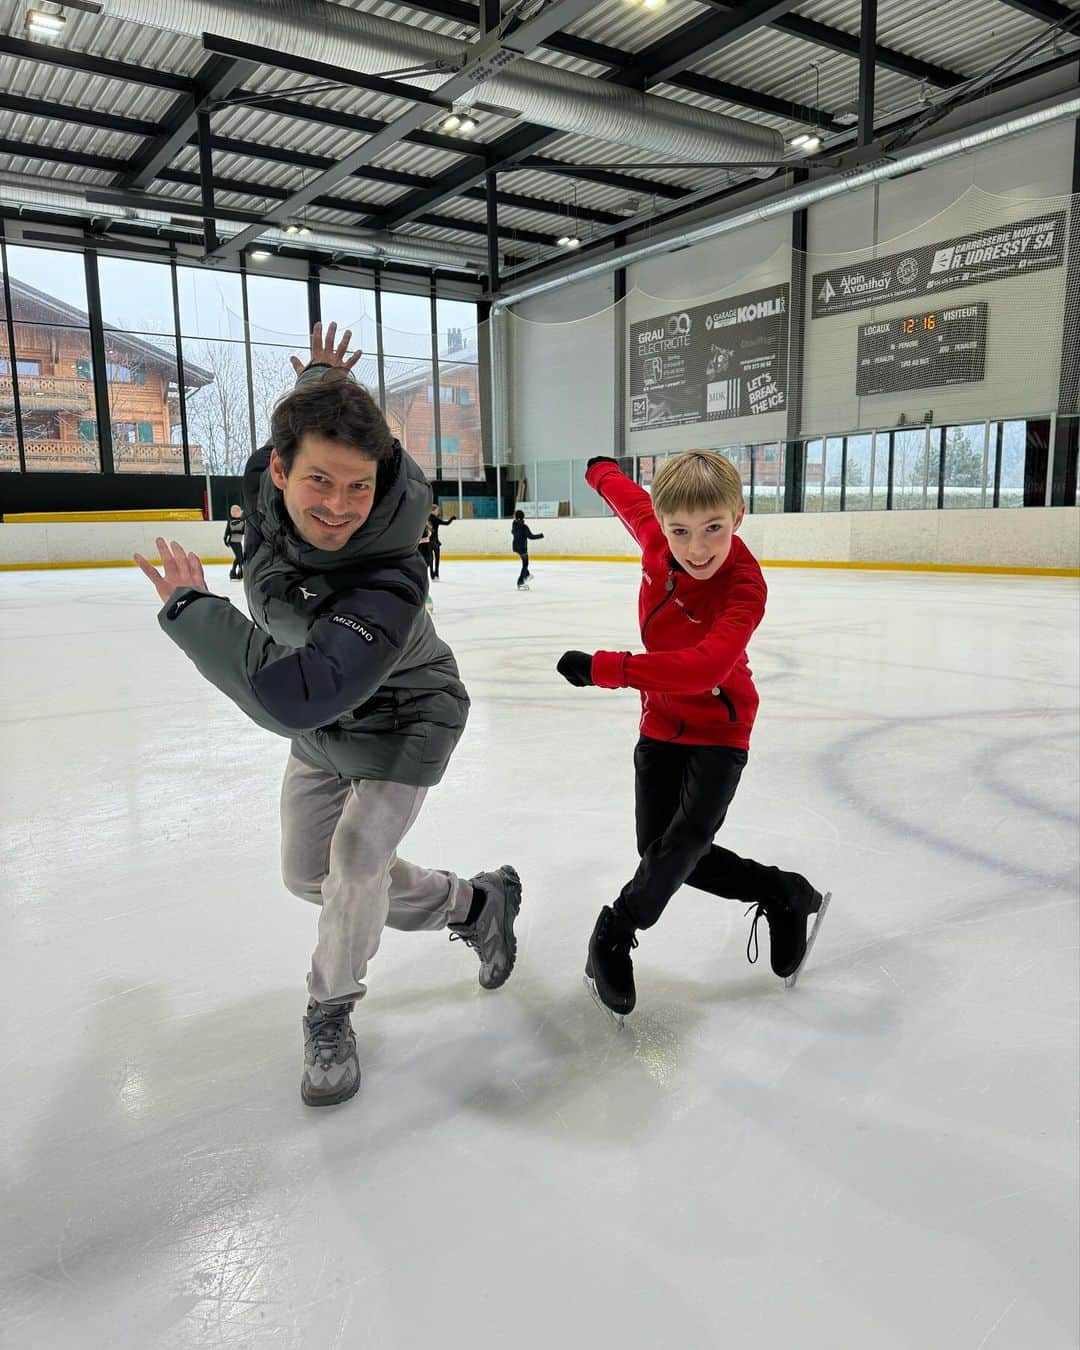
<box><xmin>801</xmin><ymin>121</ymin><xmax>1075</xmax><ymax>435</ymax></box>
<box><xmin>507</xmin><ymin>274</ymin><xmax>617</xmax><ymax>464</ymax></box>
<box><xmin>3</xmin><ymin>510</ymin><xmax>1076</xmax><ymax>572</ymax></box>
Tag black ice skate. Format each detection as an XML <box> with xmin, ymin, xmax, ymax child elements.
<box><xmin>745</xmin><ymin>884</ymin><xmax>832</xmax><ymax>988</ymax></box>
<box><xmin>584</xmin><ymin>906</ymin><xmax>638</xmax><ymax>1027</ymax></box>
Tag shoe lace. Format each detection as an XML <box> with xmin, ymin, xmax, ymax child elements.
<box><xmin>448</xmin><ymin>927</ymin><xmax>480</xmax><ymax>954</ymax></box>
<box><xmin>598</xmin><ymin>911</ymin><xmax>638</xmax><ymax>955</ymax></box>
<box><xmin>744</xmin><ymin>902</ymin><xmax>766</xmax><ymax>965</ymax></box>
<box><xmin>309</xmin><ymin>1007</ymin><xmax>349</xmax><ymax>1063</ymax></box>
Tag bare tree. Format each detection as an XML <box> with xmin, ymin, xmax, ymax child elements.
<box><xmin>183</xmin><ymin>341</ymin><xmax>251</xmax><ymax>476</ymax></box>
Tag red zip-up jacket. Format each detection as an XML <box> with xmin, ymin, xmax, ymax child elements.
<box><xmin>586</xmin><ymin>459</ymin><xmax>766</xmax><ymax>751</ymax></box>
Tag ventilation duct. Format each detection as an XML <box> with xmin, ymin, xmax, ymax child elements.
<box><xmin>98</xmin><ymin>0</ymin><xmax>783</xmax><ymax>164</ymax></box>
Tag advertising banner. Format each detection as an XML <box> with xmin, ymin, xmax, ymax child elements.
<box><xmin>812</xmin><ymin>210</ymin><xmax>1065</xmax><ymax>318</ymax></box>
<box><xmin>629</xmin><ymin>283</ymin><xmax>789</xmax><ymax>430</ymax></box>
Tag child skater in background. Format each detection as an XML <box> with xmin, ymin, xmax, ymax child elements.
<box><xmin>556</xmin><ymin>451</ymin><xmax>830</xmax><ymax>1024</ymax></box>
<box><xmin>427</xmin><ymin>507</ymin><xmax>453</xmax><ymax>581</ymax></box>
<box><xmin>224</xmin><ymin>504</ymin><xmax>245</xmax><ymax>581</ymax></box>
<box><xmin>511</xmin><ymin>509</ymin><xmax>544</xmax><ymax>591</ymax></box>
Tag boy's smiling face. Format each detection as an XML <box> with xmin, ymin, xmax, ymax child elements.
<box><xmin>659</xmin><ymin>503</ymin><xmax>744</xmax><ymax>581</ymax></box>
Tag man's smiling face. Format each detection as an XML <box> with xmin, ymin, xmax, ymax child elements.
<box><xmin>269</xmin><ymin>432</ymin><xmax>378</xmax><ymax>551</ymax></box>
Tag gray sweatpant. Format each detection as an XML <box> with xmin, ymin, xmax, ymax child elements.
<box><xmin>280</xmin><ymin>754</ymin><xmax>473</xmax><ymax>1006</ymax></box>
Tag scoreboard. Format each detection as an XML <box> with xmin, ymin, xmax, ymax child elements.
<box><xmin>856</xmin><ymin>302</ymin><xmax>988</xmax><ymax>397</ymax></box>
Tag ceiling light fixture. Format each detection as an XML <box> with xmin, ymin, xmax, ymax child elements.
<box><xmin>801</xmin><ymin>135</ymin><xmax>822</xmax><ymax>151</ymax></box>
<box><xmin>250</xmin><ymin>248</ymin><xmax>272</xmax><ymax>260</ymax></box>
<box><xmin>439</xmin><ymin>106</ymin><xmax>478</xmax><ymax>136</ymax></box>
<box><xmin>26</xmin><ymin>6</ymin><xmax>66</xmax><ymax>36</ymax></box>
<box><xmin>789</xmin><ymin>133</ymin><xmax>810</xmax><ymax>147</ymax></box>
<box><xmin>642</xmin><ymin>0</ymin><xmax>667</xmax><ymax>9</ymax></box>
<box><xmin>557</xmin><ymin>235</ymin><xmax>581</xmax><ymax>248</ymax></box>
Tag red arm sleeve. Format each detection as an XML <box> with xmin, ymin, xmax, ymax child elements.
<box><xmin>591</xmin><ymin>568</ymin><xmax>767</xmax><ymax>693</ymax></box>
<box><xmin>585</xmin><ymin>460</ymin><xmax>663</xmax><ymax>550</ymax></box>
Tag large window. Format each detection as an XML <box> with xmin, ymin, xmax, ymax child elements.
<box><xmin>4</xmin><ymin>245</ymin><xmax>100</xmax><ymax>473</ymax></box>
<box><xmin>1</xmin><ymin>248</ymin><xmax>484</xmax><ymax>487</ymax></box>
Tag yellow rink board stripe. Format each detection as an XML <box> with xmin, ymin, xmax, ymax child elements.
<box><xmin>1</xmin><ymin>554</ymin><xmax>1076</xmax><ymax>578</ymax></box>
<box><xmin>0</xmin><ymin>557</ymin><xmax>234</xmax><ymax>570</ymax></box>
<box><xmin>4</xmin><ymin>509</ymin><xmax>205</xmax><ymax>524</ymax></box>
<box><xmin>441</xmin><ymin>554</ymin><xmax>1080</xmax><ymax>577</ymax></box>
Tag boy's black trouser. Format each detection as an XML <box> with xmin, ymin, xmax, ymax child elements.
<box><xmin>429</xmin><ymin>542</ymin><xmax>440</xmax><ymax>578</ymax></box>
<box><xmin>614</xmin><ymin>735</ymin><xmax>780</xmax><ymax>932</ymax></box>
<box><xmin>516</xmin><ymin>551</ymin><xmax>529</xmax><ymax>585</ymax></box>
<box><xmin>228</xmin><ymin>542</ymin><xmax>244</xmax><ymax>579</ymax></box>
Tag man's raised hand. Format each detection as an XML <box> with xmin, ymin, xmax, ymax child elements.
<box><xmin>290</xmin><ymin>320</ymin><xmax>363</xmax><ymax>375</ymax></box>
<box><xmin>134</xmin><ymin>537</ymin><xmax>209</xmax><ymax>604</ymax></box>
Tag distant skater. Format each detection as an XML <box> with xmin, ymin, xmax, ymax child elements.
<box><xmin>224</xmin><ymin>504</ymin><xmax>245</xmax><ymax>580</ymax></box>
<box><xmin>427</xmin><ymin>508</ymin><xmax>454</xmax><ymax>581</ymax></box>
<box><xmin>511</xmin><ymin>509</ymin><xmax>544</xmax><ymax>591</ymax></box>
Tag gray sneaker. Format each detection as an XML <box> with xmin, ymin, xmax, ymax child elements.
<box><xmin>449</xmin><ymin>865</ymin><xmax>522</xmax><ymax>990</ymax></box>
<box><xmin>301</xmin><ymin>1000</ymin><xmax>360</xmax><ymax>1107</ymax></box>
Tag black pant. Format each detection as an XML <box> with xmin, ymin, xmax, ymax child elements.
<box><xmin>429</xmin><ymin>542</ymin><xmax>441</xmax><ymax>579</ymax></box>
<box><xmin>228</xmin><ymin>542</ymin><xmax>244</xmax><ymax>579</ymax></box>
<box><xmin>614</xmin><ymin>736</ymin><xmax>777</xmax><ymax>931</ymax></box>
<box><xmin>516</xmin><ymin>552</ymin><xmax>529</xmax><ymax>585</ymax></box>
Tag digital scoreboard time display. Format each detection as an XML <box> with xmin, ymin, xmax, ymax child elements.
<box><xmin>856</xmin><ymin>302</ymin><xmax>988</xmax><ymax>397</ymax></box>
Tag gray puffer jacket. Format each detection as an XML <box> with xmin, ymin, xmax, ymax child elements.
<box><xmin>157</xmin><ymin>369</ymin><xmax>469</xmax><ymax>786</ymax></box>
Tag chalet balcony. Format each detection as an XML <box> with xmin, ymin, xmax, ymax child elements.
<box><xmin>0</xmin><ymin>373</ymin><xmax>96</xmax><ymax>414</ymax></box>
<box><xmin>0</xmin><ymin>438</ymin><xmax>205</xmax><ymax>474</ymax></box>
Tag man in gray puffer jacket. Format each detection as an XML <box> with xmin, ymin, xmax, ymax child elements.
<box><xmin>135</xmin><ymin>323</ymin><xmax>521</xmax><ymax>1108</ymax></box>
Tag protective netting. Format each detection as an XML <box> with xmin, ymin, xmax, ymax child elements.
<box><xmin>497</xmin><ymin>185</ymin><xmax>1078</xmax><ymax>514</ymax></box>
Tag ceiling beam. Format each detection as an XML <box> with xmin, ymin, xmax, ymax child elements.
<box><xmin>693</xmin><ymin>0</ymin><xmax>965</xmax><ymax>86</ymax></box>
<box><xmin>770</xmin><ymin>12</ymin><xmax>966</xmax><ymax>86</ymax></box>
<box><xmin>664</xmin><ymin>72</ymin><xmax>844</xmax><ymax>131</ymax></box>
<box><xmin>0</xmin><ymin>92</ymin><xmax>158</xmax><ymax>137</ymax></box>
<box><xmin>202</xmin><ymin>34</ymin><xmax>450</xmax><ymax>111</ymax></box>
<box><xmin>992</xmin><ymin>0</ymin><xmax>1072</xmax><ymax>20</ymax></box>
<box><xmin>630</xmin><ymin>0</ymin><xmax>805</xmax><ymax>88</ymax></box>
<box><xmin>0</xmin><ymin>34</ymin><xmax>192</xmax><ymax>90</ymax></box>
<box><xmin>204</xmin><ymin>0</ymin><xmax>607</xmax><ymax>258</ymax></box>
<box><xmin>117</xmin><ymin>55</ymin><xmax>259</xmax><ymax>190</ymax></box>
<box><xmin>0</xmin><ymin>136</ymin><xmax>122</xmax><ymax>173</ymax></box>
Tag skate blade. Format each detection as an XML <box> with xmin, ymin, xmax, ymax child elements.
<box><xmin>583</xmin><ymin>973</ymin><xmax>625</xmax><ymax>1029</ymax></box>
<box><xmin>785</xmin><ymin>891</ymin><xmax>832</xmax><ymax>990</ymax></box>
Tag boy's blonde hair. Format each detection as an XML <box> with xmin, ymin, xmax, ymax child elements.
<box><xmin>651</xmin><ymin>449</ymin><xmax>744</xmax><ymax>521</ymax></box>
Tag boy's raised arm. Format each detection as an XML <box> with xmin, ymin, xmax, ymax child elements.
<box><xmin>585</xmin><ymin>457</ymin><xmax>662</xmax><ymax>550</ymax></box>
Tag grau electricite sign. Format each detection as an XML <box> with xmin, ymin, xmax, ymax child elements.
<box><xmin>811</xmin><ymin>209</ymin><xmax>1066</xmax><ymax>318</ymax></box>
<box><xmin>629</xmin><ymin>283</ymin><xmax>789</xmax><ymax>430</ymax></box>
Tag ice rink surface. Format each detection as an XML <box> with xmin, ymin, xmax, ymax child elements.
<box><xmin>1</xmin><ymin>559</ymin><xmax>1078</xmax><ymax>1350</ymax></box>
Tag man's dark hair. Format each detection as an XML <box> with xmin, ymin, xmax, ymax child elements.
<box><xmin>270</xmin><ymin>371</ymin><xmax>395</xmax><ymax>474</ymax></box>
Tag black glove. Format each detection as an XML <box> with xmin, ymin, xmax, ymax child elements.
<box><xmin>557</xmin><ymin>651</ymin><xmax>594</xmax><ymax>687</ymax></box>
<box><xmin>586</xmin><ymin>456</ymin><xmax>619</xmax><ymax>470</ymax></box>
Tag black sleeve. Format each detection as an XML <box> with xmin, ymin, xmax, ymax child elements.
<box><xmin>245</xmin><ymin>559</ymin><xmax>427</xmax><ymax>732</ymax></box>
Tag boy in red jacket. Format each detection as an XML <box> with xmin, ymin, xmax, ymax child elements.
<box><xmin>556</xmin><ymin>450</ymin><xmax>829</xmax><ymax>1022</ymax></box>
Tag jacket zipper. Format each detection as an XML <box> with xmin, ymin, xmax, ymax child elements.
<box><xmin>712</xmin><ymin>686</ymin><xmax>738</xmax><ymax>722</ymax></box>
<box><xmin>642</xmin><ymin>572</ymin><xmax>676</xmax><ymax>638</ymax></box>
